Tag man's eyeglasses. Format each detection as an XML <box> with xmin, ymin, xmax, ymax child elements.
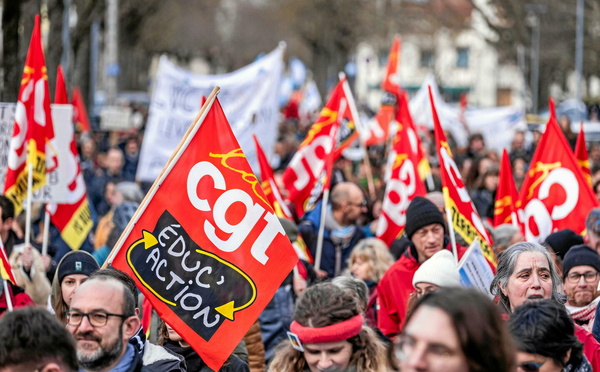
<box><xmin>566</xmin><ymin>271</ymin><xmax>600</xmax><ymax>283</ymax></box>
<box><xmin>66</xmin><ymin>310</ymin><xmax>128</xmax><ymax>327</ymax></box>
<box><xmin>518</xmin><ymin>359</ymin><xmax>546</xmax><ymax>372</ymax></box>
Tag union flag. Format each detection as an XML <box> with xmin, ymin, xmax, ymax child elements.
<box><xmin>575</xmin><ymin>122</ymin><xmax>591</xmax><ymax>187</ymax></box>
<box><xmin>494</xmin><ymin>149</ymin><xmax>524</xmax><ymax>233</ymax></box>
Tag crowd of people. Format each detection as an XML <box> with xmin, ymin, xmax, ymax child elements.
<box><xmin>2</xmin><ymin>108</ymin><xmax>600</xmax><ymax>372</ymax></box>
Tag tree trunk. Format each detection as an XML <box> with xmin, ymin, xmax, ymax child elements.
<box><xmin>47</xmin><ymin>0</ymin><xmax>65</xmax><ymax>96</ymax></box>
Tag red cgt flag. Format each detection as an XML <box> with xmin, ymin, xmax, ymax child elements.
<box><xmin>377</xmin><ymin>93</ymin><xmax>427</xmax><ymax>246</ymax></box>
<box><xmin>494</xmin><ymin>149</ymin><xmax>524</xmax><ymax>233</ymax></box>
<box><xmin>4</xmin><ymin>15</ymin><xmax>55</xmax><ymax>214</ymax></box>
<box><xmin>108</xmin><ymin>91</ymin><xmax>298</xmax><ymax>370</ymax></box>
<box><xmin>430</xmin><ymin>87</ymin><xmax>496</xmax><ymax>266</ymax></box>
<box><xmin>381</xmin><ymin>35</ymin><xmax>402</xmax><ymax>94</ymax></box>
<box><xmin>575</xmin><ymin>122</ymin><xmax>591</xmax><ymax>187</ymax></box>
<box><xmin>283</xmin><ymin>79</ymin><xmax>349</xmax><ymax>218</ymax></box>
<box><xmin>519</xmin><ymin>100</ymin><xmax>599</xmax><ymax>242</ymax></box>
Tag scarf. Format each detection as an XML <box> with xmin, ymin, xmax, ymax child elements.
<box><xmin>566</xmin><ymin>296</ymin><xmax>600</xmax><ymax>331</ymax></box>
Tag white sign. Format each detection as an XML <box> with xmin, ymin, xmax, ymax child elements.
<box><xmin>136</xmin><ymin>43</ymin><xmax>285</xmax><ymax>182</ymax></box>
<box><xmin>457</xmin><ymin>239</ymin><xmax>495</xmax><ymax>298</ymax></box>
<box><xmin>30</xmin><ymin>104</ymin><xmax>74</xmax><ymax>203</ymax></box>
<box><xmin>0</xmin><ymin>103</ymin><xmax>16</xmax><ymax>191</ymax></box>
<box><xmin>409</xmin><ymin>74</ymin><xmax>527</xmax><ymax>151</ymax></box>
<box><xmin>100</xmin><ymin>105</ymin><xmax>133</xmax><ymax>131</ymax></box>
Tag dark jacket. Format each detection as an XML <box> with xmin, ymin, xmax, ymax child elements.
<box><xmin>163</xmin><ymin>340</ymin><xmax>249</xmax><ymax>372</ymax></box>
<box><xmin>298</xmin><ymin>201</ymin><xmax>365</xmax><ymax>278</ymax></box>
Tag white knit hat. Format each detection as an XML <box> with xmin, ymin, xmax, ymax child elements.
<box><xmin>412</xmin><ymin>250</ymin><xmax>462</xmax><ymax>288</ymax></box>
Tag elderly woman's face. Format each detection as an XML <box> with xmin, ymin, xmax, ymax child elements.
<box><xmin>501</xmin><ymin>252</ymin><xmax>553</xmax><ymax>311</ymax></box>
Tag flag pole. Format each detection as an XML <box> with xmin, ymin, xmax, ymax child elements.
<box><xmin>103</xmin><ymin>87</ymin><xmax>221</xmax><ymax>268</ymax></box>
<box><xmin>2</xmin><ymin>279</ymin><xmax>13</xmax><ymax>312</ymax></box>
<box><xmin>442</xmin><ymin>188</ymin><xmax>458</xmax><ymax>265</ymax></box>
<box><xmin>314</xmin><ymin>188</ymin><xmax>330</xmax><ymax>272</ymax></box>
<box><xmin>42</xmin><ymin>209</ymin><xmax>50</xmax><ymax>257</ymax></box>
<box><xmin>25</xmin><ymin>163</ymin><xmax>33</xmax><ymax>248</ymax></box>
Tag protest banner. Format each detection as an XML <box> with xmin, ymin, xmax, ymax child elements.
<box><xmin>519</xmin><ymin>100</ymin><xmax>599</xmax><ymax>242</ymax></box>
<box><xmin>136</xmin><ymin>43</ymin><xmax>285</xmax><ymax>182</ymax></box>
<box><xmin>0</xmin><ymin>104</ymin><xmax>16</xmax><ymax>191</ymax></box>
<box><xmin>458</xmin><ymin>239</ymin><xmax>495</xmax><ymax>299</ymax></box>
<box><xmin>576</xmin><ymin>122</ymin><xmax>591</xmax><ymax>187</ymax></box>
<box><xmin>494</xmin><ymin>149</ymin><xmax>524</xmax><ymax>233</ymax></box>
<box><xmin>430</xmin><ymin>87</ymin><xmax>496</xmax><ymax>267</ymax></box>
<box><xmin>108</xmin><ymin>88</ymin><xmax>298</xmax><ymax>370</ymax></box>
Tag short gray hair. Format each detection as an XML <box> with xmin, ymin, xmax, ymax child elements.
<box><xmin>331</xmin><ymin>276</ymin><xmax>369</xmax><ymax>313</ymax></box>
<box><xmin>493</xmin><ymin>224</ymin><xmax>519</xmax><ymax>248</ymax></box>
<box><xmin>490</xmin><ymin>242</ymin><xmax>562</xmax><ymax>313</ymax></box>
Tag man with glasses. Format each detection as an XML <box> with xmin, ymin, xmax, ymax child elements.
<box><xmin>0</xmin><ymin>307</ymin><xmax>78</xmax><ymax>372</ymax></box>
<box><xmin>562</xmin><ymin>244</ymin><xmax>600</xmax><ymax>333</ymax></box>
<box><xmin>298</xmin><ymin>182</ymin><xmax>367</xmax><ymax>278</ymax></box>
<box><xmin>67</xmin><ymin>275</ymin><xmax>161</xmax><ymax>372</ymax></box>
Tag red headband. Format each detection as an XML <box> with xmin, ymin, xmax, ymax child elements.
<box><xmin>289</xmin><ymin>314</ymin><xmax>364</xmax><ymax>343</ymax></box>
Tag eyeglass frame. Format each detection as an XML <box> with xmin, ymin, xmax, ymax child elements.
<box><xmin>347</xmin><ymin>199</ymin><xmax>367</xmax><ymax>208</ymax></box>
<box><xmin>565</xmin><ymin>271</ymin><xmax>600</xmax><ymax>284</ymax></box>
<box><xmin>65</xmin><ymin>310</ymin><xmax>128</xmax><ymax>327</ymax></box>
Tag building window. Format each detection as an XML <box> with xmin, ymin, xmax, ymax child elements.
<box><xmin>420</xmin><ymin>50</ymin><xmax>434</xmax><ymax>68</ymax></box>
<box><xmin>456</xmin><ymin>47</ymin><xmax>469</xmax><ymax>68</ymax></box>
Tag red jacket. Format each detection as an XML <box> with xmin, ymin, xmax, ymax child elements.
<box><xmin>377</xmin><ymin>241</ymin><xmax>467</xmax><ymax>337</ymax></box>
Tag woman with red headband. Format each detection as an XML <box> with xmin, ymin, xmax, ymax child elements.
<box><xmin>269</xmin><ymin>282</ymin><xmax>393</xmax><ymax>371</ymax></box>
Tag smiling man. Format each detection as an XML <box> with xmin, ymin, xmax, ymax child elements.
<box><xmin>377</xmin><ymin>196</ymin><xmax>467</xmax><ymax>337</ymax></box>
<box><xmin>67</xmin><ymin>276</ymin><xmax>142</xmax><ymax>372</ymax></box>
<box><xmin>562</xmin><ymin>244</ymin><xmax>600</xmax><ymax>333</ymax></box>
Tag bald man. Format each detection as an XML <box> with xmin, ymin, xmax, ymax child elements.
<box><xmin>298</xmin><ymin>182</ymin><xmax>367</xmax><ymax>278</ymax></box>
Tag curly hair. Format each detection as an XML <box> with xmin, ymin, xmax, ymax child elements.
<box><xmin>269</xmin><ymin>283</ymin><xmax>393</xmax><ymax>372</ymax></box>
<box><xmin>347</xmin><ymin>238</ymin><xmax>395</xmax><ymax>282</ymax></box>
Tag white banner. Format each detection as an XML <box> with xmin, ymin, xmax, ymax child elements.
<box><xmin>136</xmin><ymin>44</ymin><xmax>285</xmax><ymax>182</ymax></box>
<box><xmin>0</xmin><ymin>103</ymin><xmax>16</xmax><ymax>191</ymax></box>
<box><xmin>30</xmin><ymin>104</ymin><xmax>74</xmax><ymax>203</ymax></box>
<box><xmin>410</xmin><ymin>74</ymin><xmax>526</xmax><ymax>151</ymax></box>
<box><xmin>458</xmin><ymin>239</ymin><xmax>495</xmax><ymax>298</ymax></box>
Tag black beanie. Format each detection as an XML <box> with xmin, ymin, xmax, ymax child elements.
<box><xmin>404</xmin><ymin>196</ymin><xmax>446</xmax><ymax>240</ymax></box>
<box><xmin>562</xmin><ymin>244</ymin><xmax>600</xmax><ymax>279</ymax></box>
<box><xmin>544</xmin><ymin>229</ymin><xmax>583</xmax><ymax>260</ymax></box>
<box><xmin>58</xmin><ymin>251</ymin><xmax>99</xmax><ymax>284</ymax></box>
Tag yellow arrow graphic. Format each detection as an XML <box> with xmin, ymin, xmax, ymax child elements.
<box><xmin>195</xmin><ymin>249</ymin><xmax>258</xmax><ymax>321</ymax></box>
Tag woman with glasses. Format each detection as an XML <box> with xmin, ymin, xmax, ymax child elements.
<box><xmin>398</xmin><ymin>287</ymin><xmax>514</xmax><ymax>372</ymax></box>
<box><xmin>509</xmin><ymin>299</ymin><xmax>592</xmax><ymax>372</ymax></box>
<box><xmin>269</xmin><ymin>282</ymin><xmax>393</xmax><ymax>371</ymax></box>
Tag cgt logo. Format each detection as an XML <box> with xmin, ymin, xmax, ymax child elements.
<box><xmin>522</xmin><ymin>165</ymin><xmax>579</xmax><ymax>242</ymax></box>
<box><xmin>127</xmin><ymin>211</ymin><xmax>257</xmax><ymax>341</ymax></box>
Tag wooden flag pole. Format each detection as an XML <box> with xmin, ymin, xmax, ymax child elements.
<box><xmin>314</xmin><ymin>188</ymin><xmax>330</xmax><ymax>272</ymax></box>
<box><xmin>361</xmin><ymin>146</ymin><xmax>376</xmax><ymax>201</ymax></box>
<box><xmin>103</xmin><ymin>87</ymin><xmax>221</xmax><ymax>268</ymax></box>
<box><xmin>42</xmin><ymin>209</ymin><xmax>50</xmax><ymax>257</ymax></box>
<box><xmin>25</xmin><ymin>163</ymin><xmax>33</xmax><ymax>248</ymax></box>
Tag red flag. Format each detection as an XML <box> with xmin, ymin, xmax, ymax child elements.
<box><xmin>381</xmin><ymin>35</ymin><xmax>401</xmax><ymax>94</ymax></box>
<box><xmin>519</xmin><ymin>99</ymin><xmax>599</xmax><ymax>242</ymax></box>
<box><xmin>253</xmin><ymin>135</ymin><xmax>293</xmax><ymax>221</ymax></box>
<box><xmin>141</xmin><ymin>296</ymin><xmax>153</xmax><ymax>338</ymax></box>
<box><xmin>397</xmin><ymin>92</ymin><xmax>430</xmax><ymax>181</ymax></box>
<box><xmin>46</xmin><ymin>115</ymin><xmax>93</xmax><ymax>250</ymax></box>
<box><xmin>576</xmin><ymin>122</ymin><xmax>591</xmax><ymax>187</ymax></box>
<box><xmin>0</xmin><ymin>243</ymin><xmax>16</xmax><ymax>285</ymax></box>
<box><xmin>363</xmin><ymin>105</ymin><xmax>394</xmax><ymax>146</ymax></box>
<box><xmin>430</xmin><ymin>87</ymin><xmax>496</xmax><ymax>266</ymax></box>
<box><xmin>494</xmin><ymin>149</ymin><xmax>524</xmax><ymax>232</ymax></box>
<box><xmin>109</xmin><ymin>92</ymin><xmax>298</xmax><ymax>371</ymax></box>
<box><xmin>283</xmin><ymin>80</ymin><xmax>346</xmax><ymax>218</ymax></box>
<box><xmin>376</xmin><ymin>94</ymin><xmax>427</xmax><ymax>246</ymax></box>
<box><xmin>332</xmin><ymin>78</ymin><xmax>363</xmax><ymax>157</ymax></box>
<box><xmin>54</xmin><ymin>65</ymin><xmax>68</xmax><ymax>104</ymax></box>
<box><xmin>72</xmin><ymin>86</ymin><xmax>91</xmax><ymax>133</ymax></box>
<box><xmin>3</xmin><ymin>15</ymin><xmax>55</xmax><ymax>214</ymax></box>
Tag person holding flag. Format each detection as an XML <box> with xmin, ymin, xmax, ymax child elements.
<box><xmin>377</xmin><ymin>196</ymin><xmax>467</xmax><ymax>337</ymax></box>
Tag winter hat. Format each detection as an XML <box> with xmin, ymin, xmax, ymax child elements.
<box><xmin>404</xmin><ymin>196</ymin><xmax>445</xmax><ymax>240</ymax></box>
<box><xmin>562</xmin><ymin>244</ymin><xmax>600</xmax><ymax>279</ymax></box>
<box><xmin>544</xmin><ymin>229</ymin><xmax>584</xmax><ymax>260</ymax></box>
<box><xmin>57</xmin><ymin>251</ymin><xmax>99</xmax><ymax>284</ymax></box>
<box><xmin>412</xmin><ymin>250</ymin><xmax>461</xmax><ymax>288</ymax></box>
